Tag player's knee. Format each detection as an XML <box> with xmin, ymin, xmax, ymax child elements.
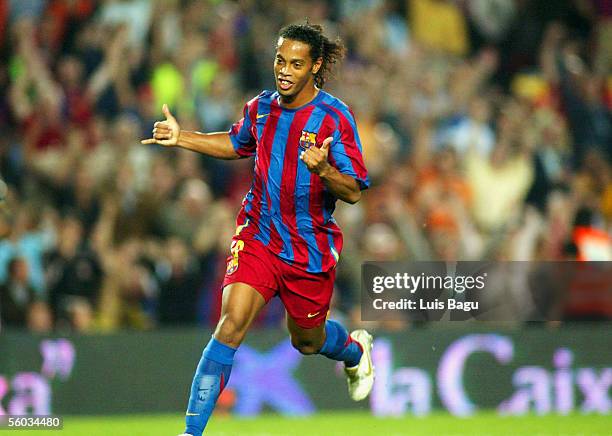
<box><xmin>291</xmin><ymin>338</ymin><xmax>320</xmax><ymax>355</ymax></box>
<box><xmin>215</xmin><ymin>314</ymin><xmax>249</xmax><ymax>348</ymax></box>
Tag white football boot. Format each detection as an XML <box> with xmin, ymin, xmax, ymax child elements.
<box><xmin>344</xmin><ymin>329</ymin><xmax>375</xmax><ymax>401</ymax></box>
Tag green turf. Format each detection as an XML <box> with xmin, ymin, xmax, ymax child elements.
<box><xmin>11</xmin><ymin>412</ymin><xmax>611</xmax><ymax>436</ymax></box>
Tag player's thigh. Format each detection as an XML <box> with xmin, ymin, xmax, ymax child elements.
<box><xmin>214</xmin><ymin>282</ymin><xmax>267</xmax><ymax>346</ymax></box>
<box><xmin>217</xmin><ymin>230</ymin><xmax>280</xmax><ymax>346</ymax></box>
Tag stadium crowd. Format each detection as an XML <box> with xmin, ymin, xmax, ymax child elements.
<box><xmin>0</xmin><ymin>0</ymin><xmax>610</xmax><ymax>333</ymax></box>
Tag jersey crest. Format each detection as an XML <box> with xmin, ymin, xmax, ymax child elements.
<box><xmin>299</xmin><ymin>131</ymin><xmax>317</xmax><ymax>150</ymax></box>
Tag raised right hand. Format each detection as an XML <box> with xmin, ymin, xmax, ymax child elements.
<box><xmin>141</xmin><ymin>104</ymin><xmax>181</xmax><ymax>146</ymax></box>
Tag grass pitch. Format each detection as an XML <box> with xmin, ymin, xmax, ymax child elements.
<box><xmin>14</xmin><ymin>412</ymin><xmax>610</xmax><ymax>435</ymax></box>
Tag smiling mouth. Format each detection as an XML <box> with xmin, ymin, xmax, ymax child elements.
<box><xmin>277</xmin><ymin>77</ymin><xmax>293</xmax><ymax>91</ymax></box>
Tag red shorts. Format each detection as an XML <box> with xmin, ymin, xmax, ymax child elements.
<box><xmin>222</xmin><ymin>230</ymin><xmax>335</xmax><ymax>329</ymax></box>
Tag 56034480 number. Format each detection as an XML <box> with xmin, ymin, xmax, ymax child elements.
<box><xmin>1</xmin><ymin>415</ymin><xmax>63</xmax><ymax>430</ymax></box>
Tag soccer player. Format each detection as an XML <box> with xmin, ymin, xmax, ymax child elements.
<box><xmin>142</xmin><ymin>22</ymin><xmax>373</xmax><ymax>436</ymax></box>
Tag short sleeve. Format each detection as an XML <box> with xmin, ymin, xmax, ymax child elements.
<box><xmin>328</xmin><ymin>109</ymin><xmax>370</xmax><ymax>190</ymax></box>
<box><xmin>228</xmin><ymin>100</ymin><xmax>257</xmax><ymax>158</ymax></box>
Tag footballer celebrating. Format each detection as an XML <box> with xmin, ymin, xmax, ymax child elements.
<box><xmin>142</xmin><ymin>22</ymin><xmax>373</xmax><ymax>436</ymax></box>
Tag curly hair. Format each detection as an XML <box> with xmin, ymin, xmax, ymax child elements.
<box><xmin>278</xmin><ymin>22</ymin><xmax>345</xmax><ymax>88</ymax></box>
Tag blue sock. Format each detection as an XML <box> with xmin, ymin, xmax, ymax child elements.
<box><xmin>318</xmin><ymin>319</ymin><xmax>363</xmax><ymax>367</ymax></box>
<box><xmin>184</xmin><ymin>337</ymin><xmax>236</xmax><ymax>436</ymax></box>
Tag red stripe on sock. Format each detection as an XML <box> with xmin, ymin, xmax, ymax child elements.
<box><xmin>345</xmin><ymin>336</ymin><xmax>363</xmax><ymax>354</ymax></box>
<box><xmin>219</xmin><ymin>373</ymin><xmax>225</xmax><ymax>394</ymax></box>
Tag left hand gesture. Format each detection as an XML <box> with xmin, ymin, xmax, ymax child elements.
<box><xmin>300</xmin><ymin>136</ymin><xmax>333</xmax><ymax>177</ymax></box>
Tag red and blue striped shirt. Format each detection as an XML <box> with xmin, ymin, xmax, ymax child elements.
<box><xmin>228</xmin><ymin>90</ymin><xmax>370</xmax><ymax>273</ymax></box>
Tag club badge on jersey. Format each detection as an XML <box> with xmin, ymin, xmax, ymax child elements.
<box><xmin>299</xmin><ymin>131</ymin><xmax>317</xmax><ymax>150</ymax></box>
<box><xmin>226</xmin><ymin>240</ymin><xmax>244</xmax><ymax>275</ymax></box>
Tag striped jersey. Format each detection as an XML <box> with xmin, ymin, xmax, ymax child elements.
<box><xmin>228</xmin><ymin>89</ymin><xmax>370</xmax><ymax>273</ymax></box>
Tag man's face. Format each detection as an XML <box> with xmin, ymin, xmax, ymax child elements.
<box><xmin>274</xmin><ymin>37</ymin><xmax>321</xmax><ymax>101</ymax></box>
<box><xmin>12</xmin><ymin>259</ymin><xmax>28</xmax><ymax>282</ymax></box>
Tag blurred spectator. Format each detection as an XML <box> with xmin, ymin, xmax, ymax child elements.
<box><xmin>572</xmin><ymin>206</ymin><xmax>612</xmax><ymax>261</ymax></box>
<box><xmin>466</xmin><ymin>0</ymin><xmax>516</xmax><ymax>48</ymax></box>
<box><xmin>26</xmin><ymin>300</ymin><xmax>53</xmax><ymax>333</ymax></box>
<box><xmin>441</xmin><ymin>96</ymin><xmax>495</xmax><ymax>157</ymax></box>
<box><xmin>156</xmin><ymin>237</ymin><xmax>202</xmax><ymax>326</ymax></box>
<box><xmin>410</xmin><ymin>0</ymin><xmax>469</xmax><ymax>56</ymax></box>
<box><xmin>525</xmin><ymin>108</ymin><xmax>571</xmax><ymax>211</ymax></box>
<box><xmin>0</xmin><ymin>205</ymin><xmax>55</xmax><ymax>294</ymax></box>
<box><xmin>593</xmin><ymin>0</ymin><xmax>612</xmax><ymax>75</ymax></box>
<box><xmin>98</xmin><ymin>0</ymin><xmax>152</xmax><ymax>48</ymax></box>
<box><xmin>46</xmin><ymin>215</ymin><xmax>103</xmax><ymax>329</ymax></box>
<box><xmin>0</xmin><ymin>257</ymin><xmax>38</xmax><ymax>329</ymax></box>
<box><xmin>159</xmin><ymin>178</ymin><xmax>212</xmax><ymax>242</ymax></box>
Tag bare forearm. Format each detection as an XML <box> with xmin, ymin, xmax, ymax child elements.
<box><xmin>319</xmin><ymin>165</ymin><xmax>361</xmax><ymax>204</ymax></box>
<box><xmin>176</xmin><ymin>131</ymin><xmax>240</xmax><ymax>160</ymax></box>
